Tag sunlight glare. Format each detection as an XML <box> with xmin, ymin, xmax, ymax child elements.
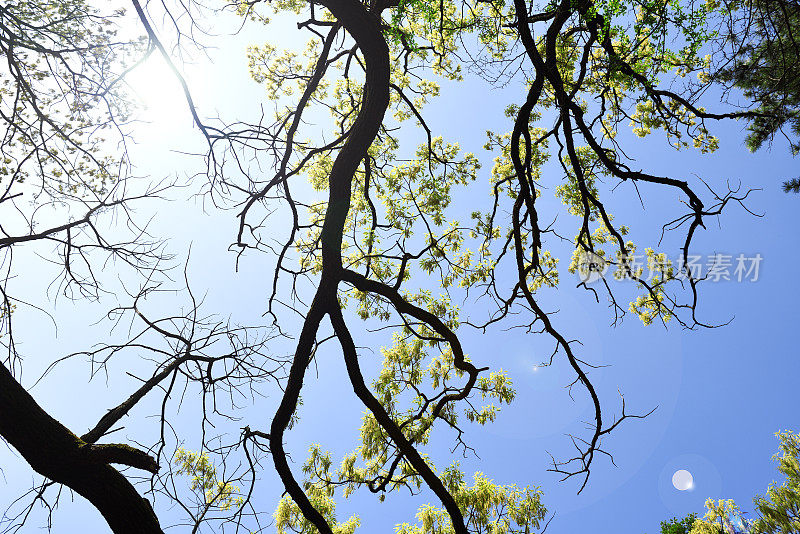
<box><xmin>126</xmin><ymin>54</ymin><xmax>193</xmax><ymax>130</ymax></box>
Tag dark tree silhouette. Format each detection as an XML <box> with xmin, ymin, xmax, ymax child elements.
<box><xmin>0</xmin><ymin>0</ymin><xmax>767</xmax><ymax>532</ymax></box>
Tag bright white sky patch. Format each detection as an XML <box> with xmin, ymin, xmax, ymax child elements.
<box><xmin>126</xmin><ymin>54</ymin><xmax>192</xmax><ymax>129</ymax></box>
<box><xmin>672</xmin><ymin>469</ymin><xmax>694</xmax><ymax>491</ymax></box>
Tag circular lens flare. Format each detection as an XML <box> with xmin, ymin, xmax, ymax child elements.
<box><xmin>672</xmin><ymin>469</ymin><xmax>694</xmax><ymax>491</ymax></box>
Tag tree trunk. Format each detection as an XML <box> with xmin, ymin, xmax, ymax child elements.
<box><xmin>0</xmin><ymin>362</ymin><xmax>164</xmax><ymax>534</ymax></box>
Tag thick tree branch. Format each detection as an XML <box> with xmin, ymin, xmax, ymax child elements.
<box><xmin>0</xmin><ymin>362</ymin><xmax>163</xmax><ymax>534</ymax></box>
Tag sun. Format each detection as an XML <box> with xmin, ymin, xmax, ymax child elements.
<box><xmin>125</xmin><ymin>53</ymin><xmax>197</xmax><ymax>132</ymax></box>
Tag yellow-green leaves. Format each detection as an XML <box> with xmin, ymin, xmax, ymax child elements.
<box><xmin>556</xmin><ymin>146</ymin><xmax>602</xmax><ymax>219</ymax></box>
<box><xmin>629</xmin><ymin>99</ymin><xmax>720</xmax><ymax>153</ymax></box>
<box><xmin>684</xmin><ymin>430</ymin><xmax>800</xmax><ymax>534</ymax></box>
<box><xmin>567</xmin><ymin>222</ymin><xmax>676</xmax><ymax>326</ymax></box>
<box><xmin>689</xmin><ymin>499</ymin><xmax>744</xmax><ymax>534</ymax></box>
<box><xmin>750</xmin><ymin>430</ymin><xmax>800</xmax><ymax>534</ymax></box>
<box><xmin>174</xmin><ymin>448</ymin><xmax>243</xmax><ymax>511</ymax></box>
<box><xmin>281</xmin><ymin>452</ymin><xmax>545</xmax><ymax>534</ymax></box>
<box><xmin>397</xmin><ymin>469</ymin><xmax>546</xmax><ymax>534</ymax></box>
<box><xmin>467</xmin><ymin>371</ymin><xmax>516</xmax><ymax>424</ymax></box>
<box><xmin>274</xmin><ymin>446</ymin><xmax>361</xmax><ymax>534</ymax></box>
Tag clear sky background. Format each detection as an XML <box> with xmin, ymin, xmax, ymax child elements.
<box><xmin>1</xmin><ymin>7</ymin><xmax>799</xmax><ymax>534</ymax></box>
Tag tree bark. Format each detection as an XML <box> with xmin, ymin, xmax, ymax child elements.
<box><xmin>0</xmin><ymin>362</ymin><xmax>164</xmax><ymax>534</ymax></box>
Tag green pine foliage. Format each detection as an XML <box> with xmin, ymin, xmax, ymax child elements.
<box><xmin>715</xmin><ymin>0</ymin><xmax>800</xmax><ymax>192</ymax></box>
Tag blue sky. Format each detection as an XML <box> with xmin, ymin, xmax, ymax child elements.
<box><xmin>1</xmin><ymin>8</ymin><xmax>799</xmax><ymax>534</ymax></box>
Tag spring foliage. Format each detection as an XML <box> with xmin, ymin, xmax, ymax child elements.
<box><xmin>651</xmin><ymin>431</ymin><xmax>800</xmax><ymax>534</ymax></box>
